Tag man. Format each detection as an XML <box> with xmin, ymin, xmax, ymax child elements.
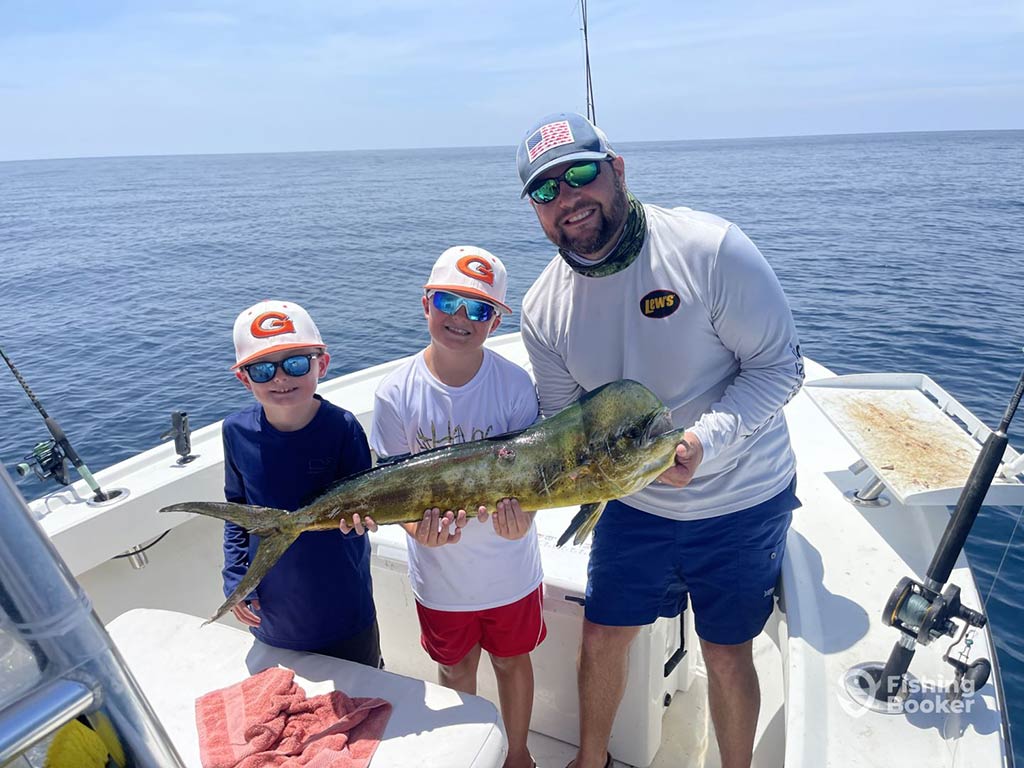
<box><xmin>516</xmin><ymin>112</ymin><xmax>804</xmax><ymax>768</ymax></box>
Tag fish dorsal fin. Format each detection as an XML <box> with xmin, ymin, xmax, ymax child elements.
<box><xmin>317</xmin><ymin>425</ymin><xmax>534</xmax><ymax>495</ymax></box>
<box><xmin>556</xmin><ymin>501</ymin><xmax>608</xmax><ymax>547</ymax></box>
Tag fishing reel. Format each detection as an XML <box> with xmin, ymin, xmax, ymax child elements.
<box><xmin>16</xmin><ymin>440</ymin><xmax>71</xmax><ymax>485</ymax></box>
<box><xmin>881</xmin><ymin>576</ymin><xmax>991</xmax><ymax>696</ymax></box>
<box><xmin>883</xmin><ymin>577</ymin><xmax>986</xmax><ymax>645</ymax></box>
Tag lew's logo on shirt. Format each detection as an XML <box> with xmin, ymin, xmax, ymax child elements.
<box><xmin>640</xmin><ymin>290</ymin><xmax>680</xmax><ymax>318</ymax></box>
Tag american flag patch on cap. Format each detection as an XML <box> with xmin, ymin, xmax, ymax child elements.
<box><xmin>525</xmin><ymin>120</ymin><xmax>574</xmax><ymax>162</ymax></box>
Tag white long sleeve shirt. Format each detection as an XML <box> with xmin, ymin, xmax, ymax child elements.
<box><xmin>522</xmin><ymin>203</ymin><xmax>803</xmax><ymax>521</ymax></box>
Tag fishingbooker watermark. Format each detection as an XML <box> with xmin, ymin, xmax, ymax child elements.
<box><xmin>838</xmin><ymin>665</ymin><xmax>979</xmax><ymax>718</ymax></box>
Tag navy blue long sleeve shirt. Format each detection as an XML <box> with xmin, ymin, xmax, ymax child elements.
<box><xmin>221</xmin><ymin>396</ymin><xmax>375</xmax><ymax>650</ymax></box>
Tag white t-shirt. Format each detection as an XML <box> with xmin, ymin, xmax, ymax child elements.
<box><xmin>522</xmin><ymin>204</ymin><xmax>803</xmax><ymax>521</ymax></box>
<box><xmin>370</xmin><ymin>348</ymin><xmax>543</xmax><ymax>611</ymax></box>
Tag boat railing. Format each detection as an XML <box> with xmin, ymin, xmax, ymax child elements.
<box><xmin>0</xmin><ymin>467</ymin><xmax>186</xmax><ymax>767</ymax></box>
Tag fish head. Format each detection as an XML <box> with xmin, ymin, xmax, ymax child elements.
<box><xmin>610</xmin><ymin>403</ymin><xmax>673</xmax><ymax>447</ymax></box>
<box><xmin>599</xmin><ymin>402</ymin><xmax>680</xmax><ymax>488</ymax></box>
<box><xmin>580</xmin><ymin>380</ymin><xmax>672</xmax><ymax>443</ymax></box>
<box><xmin>643</xmin><ymin>407</ymin><xmax>675</xmax><ymax>444</ymax></box>
<box><xmin>579</xmin><ymin>381</ymin><xmax>682</xmax><ymax>485</ymax></box>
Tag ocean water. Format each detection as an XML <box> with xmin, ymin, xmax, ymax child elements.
<box><xmin>2</xmin><ymin>131</ymin><xmax>1023</xmax><ymax>757</ymax></box>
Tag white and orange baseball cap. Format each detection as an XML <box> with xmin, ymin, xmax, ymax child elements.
<box><xmin>231</xmin><ymin>300</ymin><xmax>325</xmax><ymax>369</ymax></box>
<box><xmin>424</xmin><ymin>246</ymin><xmax>512</xmax><ymax>314</ymax></box>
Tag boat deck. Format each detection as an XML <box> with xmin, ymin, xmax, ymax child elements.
<box><xmin>30</xmin><ymin>333</ymin><xmax>1015</xmax><ymax>767</ymax></box>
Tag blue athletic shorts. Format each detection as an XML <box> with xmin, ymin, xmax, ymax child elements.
<box><xmin>584</xmin><ymin>477</ymin><xmax>799</xmax><ymax>645</ymax></box>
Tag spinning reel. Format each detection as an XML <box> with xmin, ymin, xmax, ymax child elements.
<box><xmin>16</xmin><ymin>440</ymin><xmax>72</xmax><ymax>486</ymax></box>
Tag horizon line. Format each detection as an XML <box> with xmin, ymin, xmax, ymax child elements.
<box><xmin>2</xmin><ymin>126</ymin><xmax>1022</xmax><ymax>165</ymax></box>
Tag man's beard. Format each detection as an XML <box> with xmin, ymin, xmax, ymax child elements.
<box><xmin>550</xmin><ymin>177</ymin><xmax>629</xmax><ymax>257</ymax></box>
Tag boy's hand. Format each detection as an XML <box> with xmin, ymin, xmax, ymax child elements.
<box><xmin>491</xmin><ymin>498</ymin><xmax>534</xmax><ymax>540</ymax></box>
<box><xmin>412</xmin><ymin>508</ymin><xmax>467</xmax><ymax>547</ymax></box>
<box><xmin>232</xmin><ymin>600</ymin><xmax>261</xmax><ymax>627</ymax></box>
<box><xmin>339</xmin><ymin>513</ymin><xmax>377</xmax><ymax>536</ymax></box>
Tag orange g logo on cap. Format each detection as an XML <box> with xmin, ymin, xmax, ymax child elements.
<box><xmin>456</xmin><ymin>255</ymin><xmax>495</xmax><ymax>286</ymax></box>
<box><xmin>232</xmin><ymin>300</ymin><xmax>325</xmax><ymax>370</ymax></box>
<box><xmin>250</xmin><ymin>312</ymin><xmax>296</xmax><ymax>338</ymax></box>
<box><xmin>424</xmin><ymin>246</ymin><xmax>513</xmax><ymax>315</ymax></box>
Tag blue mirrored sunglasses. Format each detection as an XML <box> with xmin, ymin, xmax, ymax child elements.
<box><xmin>243</xmin><ymin>353</ymin><xmax>320</xmax><ymax>384</ymax></box>
<box><xmin>430</xmin><ymin>290</ymin><xmax>497</xmax><ymax>322</ymax></box>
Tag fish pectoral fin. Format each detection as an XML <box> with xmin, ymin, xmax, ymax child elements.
<box><xmin>205</xmin><ymin>527</ymin><xmax>302</xmax><ymax>626</ymax></box>
<box><xmin>556</xmin><ymin>501</ymin><xmax>608</xmax><ymax>548</ymax></box>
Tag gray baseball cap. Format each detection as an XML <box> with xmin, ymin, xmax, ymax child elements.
<box><xmin>516</xmin><ymin>112</ymin><xmax>616</xmax><ymax>198</ymax></box>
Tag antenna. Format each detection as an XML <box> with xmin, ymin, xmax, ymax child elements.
<box><xmin>580</xmin><ymin>0</ymin><xmax>596</xmax><ymax>124</ymax></box>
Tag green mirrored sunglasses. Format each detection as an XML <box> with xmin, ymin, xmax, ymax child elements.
<box><xmin>527</xmin><ymin>160</ymin><xmax>604</xmax><ymax>204</ymax></box>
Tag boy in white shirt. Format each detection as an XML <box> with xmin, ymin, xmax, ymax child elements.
<box><xmin>371</xmin><ymin>246</ymin><xmax>544</xmax><ymax>768</ymax></box>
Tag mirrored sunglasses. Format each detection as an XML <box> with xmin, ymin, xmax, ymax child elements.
<box><xmin>527</xmin><ymin>160</ymin><xmax>604</xmax><ymax>204</ymax></box>
<box><xmin>430</xmin><ymin>290</ymin><xmax>497</xmax><ymax>322</ymax></box>
<box><xmin>243</xmin><ymin>353</ymin><xmax>320</xmax><ymax>384</ymax></box>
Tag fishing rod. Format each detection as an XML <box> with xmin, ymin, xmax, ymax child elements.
<box><xmin>873</xmin><ymin>360</ymin><xmax>1024</xmax><ymax>704</ymax></box>
<box><xmin>580</xmin><ymin>0</ymin><xmax>596</xmax><ymax>124</ymax></box>
<box><xmin>1</xmin><ymin>347</ymin><xmax>110</xmax><ymax>502</ymax></box>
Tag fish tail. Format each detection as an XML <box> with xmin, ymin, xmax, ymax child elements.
<box><xmin>556</xmin><ymin>500</ymin><xmax>607</xmax><ymax>547</ymax></box>
<box><xmin>160</xmin><ymin>501</ymin><xmax>287</xmax><ymax>537</ymax></box>
<box><xmin>205</xmin><ymin>527</ymin><xmax>303</xmax><ymax>625</ymax></box>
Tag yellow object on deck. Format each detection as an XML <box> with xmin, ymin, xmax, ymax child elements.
<box><xmin>44</xmin><ymin>719</ymin><xmax>109</xmax><ymax>768</ymax></box>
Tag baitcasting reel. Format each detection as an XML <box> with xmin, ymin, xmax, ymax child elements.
<box><xmin>881</xmin><ymin>576</ymin><xmax>991</xmax><ymax>697</ymax></box>
<box><xmin>883</xmin><ymin>577</ymin><xmax>987</xmax><ymax>646</ymax></box>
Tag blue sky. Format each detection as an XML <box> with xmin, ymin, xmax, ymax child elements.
<box><xmin>2</xmin><ymin>0</ymin><xmax>1022</xmax><ymax>160</ymax></box>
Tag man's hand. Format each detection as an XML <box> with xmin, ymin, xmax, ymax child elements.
<box><xmin>657</xmin><ymin>432</ymin><xmax>704</xmax><ymax>488</ymax></box>
<box><xmin>232</xmin><ymin>600</ymin><xmax>261</xmax><ymax>627</ymax></box>
<box><xmin>489</xmin><ymin>497</ymin><xmax>535</xmax><ymax>540</ymax></box>
<box><xmin>339</xmin><ymin>513</ymin><xmax>378</xmax><ymax>536</ymax></box>
<box><xmin>408</xmin><ymin>508</ymin><xmax>468</xmax><ymax>547</ymax></box>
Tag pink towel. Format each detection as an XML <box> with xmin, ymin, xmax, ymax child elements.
<box><xmin>196</xmin><ymin>667</ymin><xmax>392</xmax><ymax>768</ymax></box>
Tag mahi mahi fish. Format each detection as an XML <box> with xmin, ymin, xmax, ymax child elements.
<box><xmin>161</xmin><ymin>379</ymin><xmax>685</xmax><ymax>623</ymax></box>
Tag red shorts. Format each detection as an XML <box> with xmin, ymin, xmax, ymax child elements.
<box><xmin>415</xmin><ymin>585</ymin><xmax>547</xmax><ymax>666</ymax></box>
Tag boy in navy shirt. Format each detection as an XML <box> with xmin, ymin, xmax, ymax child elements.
<box><xmin>222</xmin><ymin>299</ymin><xmax>380</xmax><ymax>667</ymax></box>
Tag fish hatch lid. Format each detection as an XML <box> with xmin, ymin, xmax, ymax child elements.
<box><xmin>806</xmin><ymin>372</ymin><xmax>1024</xmax><ymax>506</ymax></box>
